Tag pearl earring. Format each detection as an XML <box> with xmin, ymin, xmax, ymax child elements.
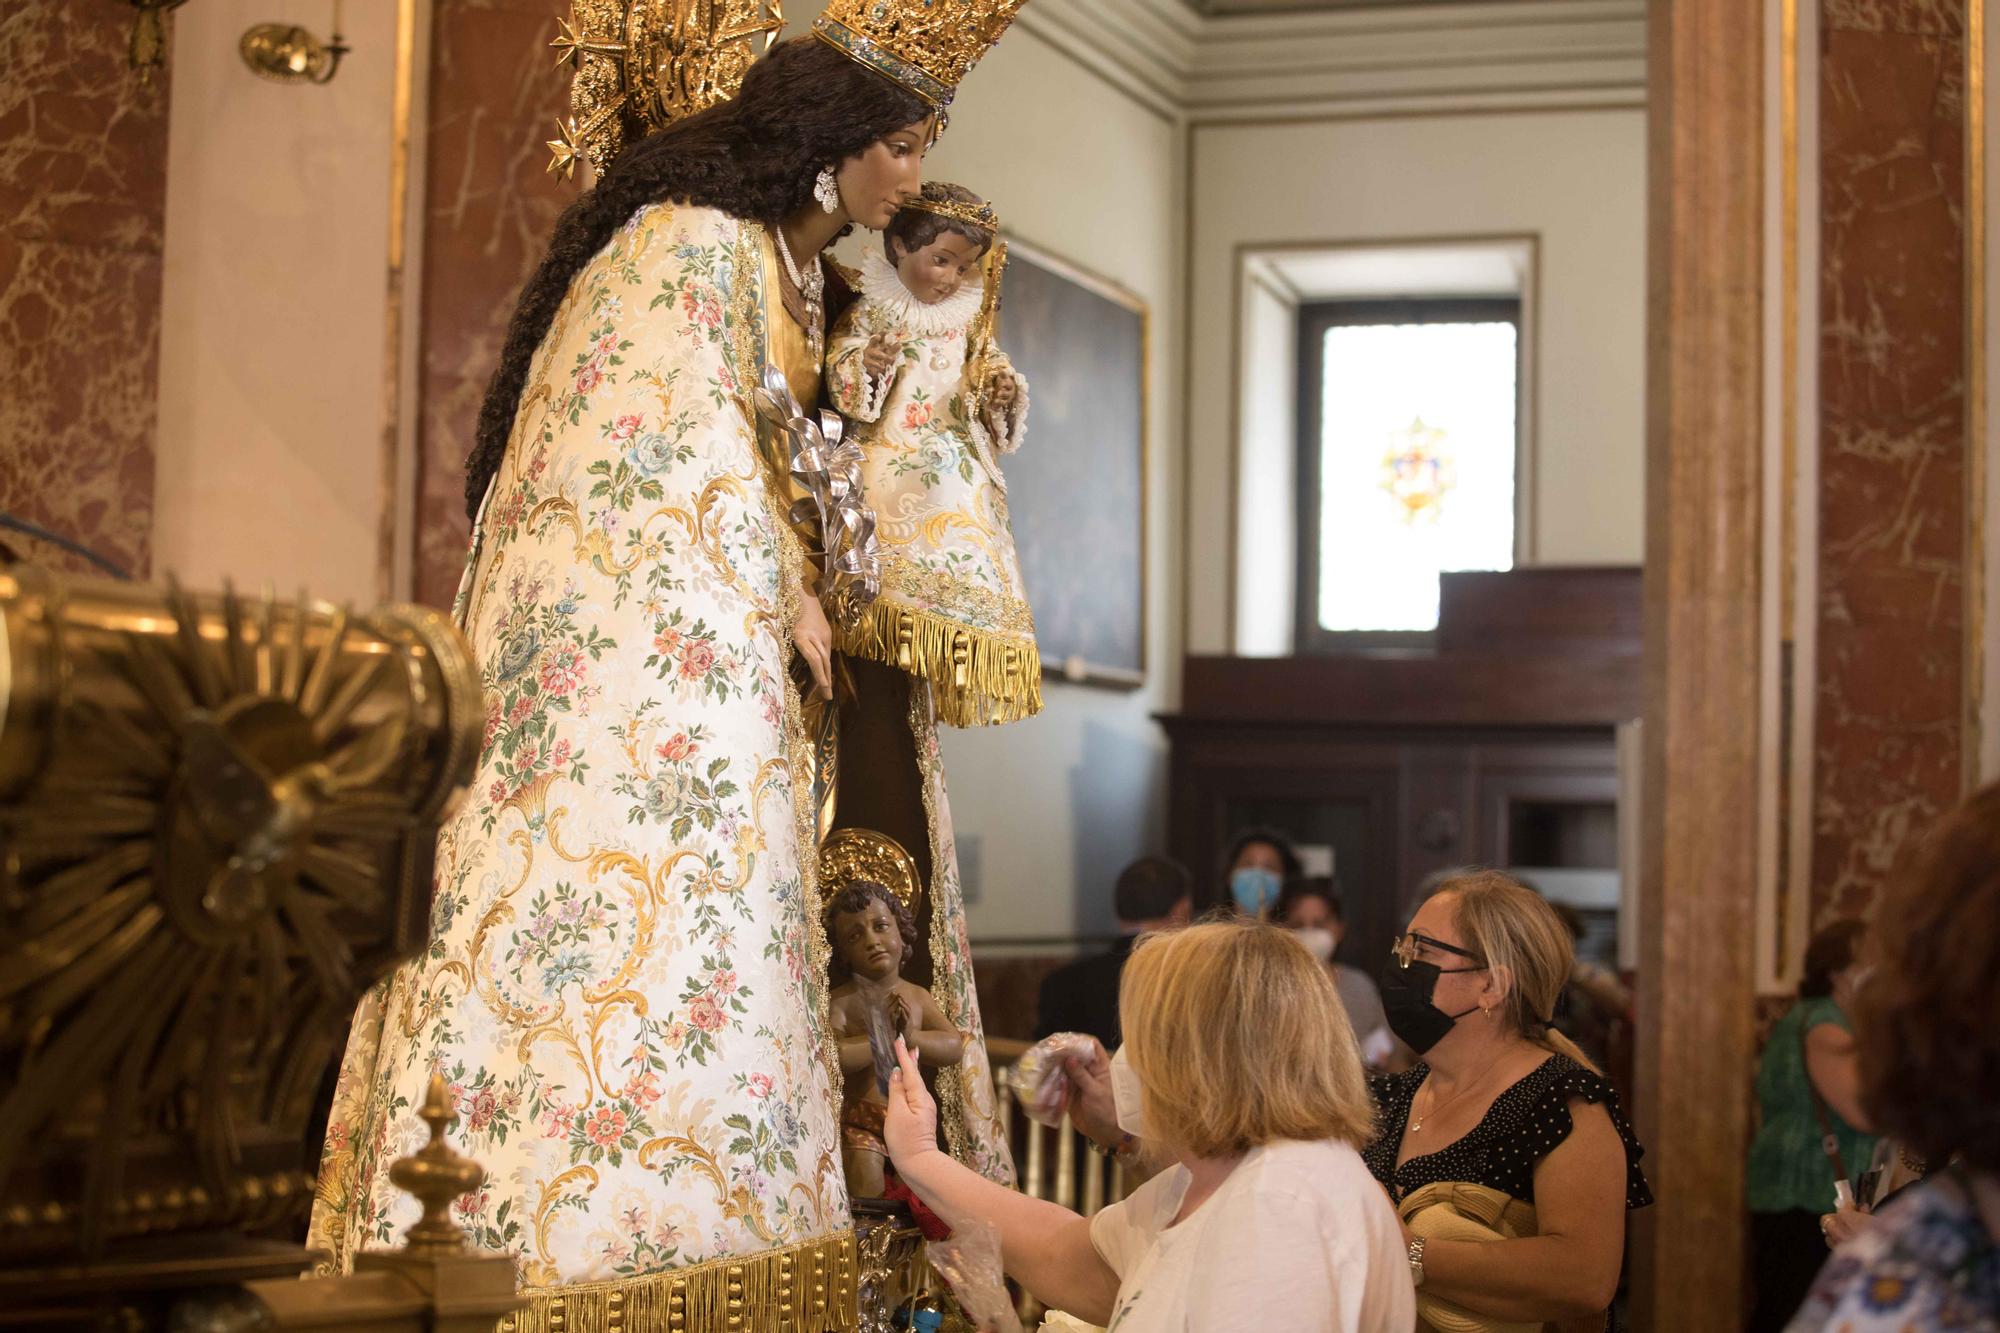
<box><xmin>815</xmin><ymin>166</ymin><xmax>840</xmax><ymax>215</ymax></box>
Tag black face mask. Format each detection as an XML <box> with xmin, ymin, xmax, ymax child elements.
<box><xmin>1380</xmin><ymin>958</ymin><xmax>1482</xmax><ymax>1054</ymax></box>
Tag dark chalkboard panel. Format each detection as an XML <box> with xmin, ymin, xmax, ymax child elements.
<box><xmin>995</xmin><ymin>238</ymin><xmax>1147</xmax><ymax>686</ymax></box>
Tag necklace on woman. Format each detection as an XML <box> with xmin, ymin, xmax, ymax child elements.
<box><xmin>774</xmin><ymin>223</ymin><xmax>825</xmax><ymax>359</ymax></box>
<box><xmin>1410</xmin><ymin>1051</ymin><xmax>1507</xmax><ymax>1134</ymax></box>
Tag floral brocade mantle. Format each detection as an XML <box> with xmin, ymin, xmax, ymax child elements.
<box><xmin>308</xmin><ymin>204</ymin><xmax>1009</xmax><ymax>1304</ymax></box>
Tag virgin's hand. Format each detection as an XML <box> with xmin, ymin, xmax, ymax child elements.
<box><xmin>988</xmin><ymin>374</ymin><xmax>1018</xmax><ymax>409</ymax></box>
<box><xmin>1062</xmin><ymin>1038</ymin><xmax>1119</xmax><ymax>1146</ymax></box>
<box><xmin>794</xmin><ymin>595</ymin><xmax>834</xmax><ymax>700</ymax></box>
<box><xmin>884</xmin><ymin>1036</ymin><xmax>941</xmax><ymax>1167</ymax></box>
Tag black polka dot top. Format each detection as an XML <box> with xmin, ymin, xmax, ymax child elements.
<box><xmin>1364</xmin><ymin>1053</ymin><xmax>1654</xmax><ymax>1209</ymax></box>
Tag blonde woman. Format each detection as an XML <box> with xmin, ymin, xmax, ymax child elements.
<box><xmin>1368</xmin><ymin>871</ymin><xmax>1652</xmax><ymax>1331</ymax></box>
<box><xmin>882</xmin><ymin>920</ymin><xmax>1413</xmax><ymax>1330</ymax></box>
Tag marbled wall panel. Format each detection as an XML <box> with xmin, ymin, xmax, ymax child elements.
<box><xmin>412</xmin><ymin>0</ymin><xmax>573</xmax><ymax>607</ymax></box>
<box><xmin>0</xmin><ymin>2</ymin><xmax>168</xmax><ymax>576</ymax></box>
<box><xmin>1813</xmin><ymin>0</ymin><xmax>1967</xmax><ymax>926</ymax></box>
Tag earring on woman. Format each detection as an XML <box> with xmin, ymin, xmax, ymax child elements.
<box><xmin>815</xmin><ymin>166</ymin><xmax>840</xmax><ymax>214</ymax></box>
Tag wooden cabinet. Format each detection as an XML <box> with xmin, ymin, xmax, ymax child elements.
<box><xmin>1161</xmin><ymin>568</ymin><xmax>1642</xmax><ymax>981</ymax></box>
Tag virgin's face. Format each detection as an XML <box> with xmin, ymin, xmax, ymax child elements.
<box><xmin>835</xmin><ymin>117</ymin><xmax>934</xmax><ymax>229</ymax></box>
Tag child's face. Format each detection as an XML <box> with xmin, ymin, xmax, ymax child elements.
<box><xmin>835</xmin><ymin>899</ymin><xmax>905</xmax><ymax>981</ymax></box>
<box><xmin>894</xmin><ymin>231</ymin><xmax>987</xmax><ymax>305</ymax></box>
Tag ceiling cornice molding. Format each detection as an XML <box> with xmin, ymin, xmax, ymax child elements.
<box><xmin>1016</xmin><ymin>0</ymin><xmax>1646</xmax><ymax>124</ymax></box>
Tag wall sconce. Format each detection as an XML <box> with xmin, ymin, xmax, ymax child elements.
<box><xmin>239</xmin><ymin>1</ymin><xmax>350</xmax><ymax>84</ymax></box>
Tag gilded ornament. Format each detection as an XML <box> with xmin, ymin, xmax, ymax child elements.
<box><xmin>901</xmin><ymin>188</ymin><xmax>1002</xmax><ymax>237</ymax></box>
<box><xmin>812</xmin><ymin>0</ymin><xmax>1032</xmax><ymax>110</ymax></box>
<box><xmin>0</xmin><ymin>567</ymin><xmax>480</xmax><ymax>1266</ymax></box>
<box><xmin>817</xmin><ymin>827</ymin><xmax>922</xmax><ymax>914</ymax></box>
<box><xmin>549</xmin><ymin>0</ymin><xmax>787</xmax><ymax>178</ymax></box>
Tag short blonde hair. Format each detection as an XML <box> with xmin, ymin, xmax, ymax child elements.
<box><xmin>1435</xmin><ymin>871</ymin><xmax>1598</xmax><ymax>1071</ymax></box>
<box><xmin>1119</xmin><ymin>920</ymin><xmax>1376</xmax><ymax>1157</ymax></box>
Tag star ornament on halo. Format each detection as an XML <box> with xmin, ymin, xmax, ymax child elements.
<box><xmin>547</xmin><ymin>117</ymin><xmax>585</xmax><ymax>178</ymax></box>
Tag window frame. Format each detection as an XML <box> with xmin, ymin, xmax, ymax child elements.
<box><xmin>1293</xmin><ymin>297</ymin><xmax>1526</xmax><ymax>655</ymax></box>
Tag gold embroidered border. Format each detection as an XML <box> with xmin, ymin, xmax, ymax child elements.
<box><xmin>734</xmin><ymin>218</ymin><xmax>850</xmax><ymax>1142</ymax></box>
<box><xmin>500</xmin><ymin>1230</ymin><xmax>860</xmax><ymax>1333</ymax></box>
<box><xmin>881</xmin><ymin>560</ymin><xmax>1035</xmax><ymax>636</ymax></box>
<box><xmin>839</xmin><ymin>597</ymin><xmax>1042</xmax><ymax>729</ymax></box>
<box><xmin>907</xmin><ymin>684</ymin><xmax>972</xmax><ymax>1166</ymax></box>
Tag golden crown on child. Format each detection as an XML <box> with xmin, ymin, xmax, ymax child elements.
<box><xmin>814</xmin><ymin>0</ymin><xmax>1031</xmax><ymax>109</ymax></box>
<box><xmin>903</xmin><ymin>188</ymin><xmax>1002</xmax><ymax>234</ymax></box>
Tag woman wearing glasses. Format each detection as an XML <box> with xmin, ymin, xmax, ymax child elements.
<box><xmin>1365</xmin><ymin>871</ymin><xmax>1653</xmax><ymax>1331</ymax></box>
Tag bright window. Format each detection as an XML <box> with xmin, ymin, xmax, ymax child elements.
<box><xmin>1298</xmin><ymin>302</ymin><xmax>1520</xmax><ymax>643</ymax></box>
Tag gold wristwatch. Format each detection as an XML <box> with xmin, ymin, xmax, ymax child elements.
<box><xmin>1407</xmin><ymin>1234</ymin><xmax>1428</xmax><ymax>1288</ymax></box>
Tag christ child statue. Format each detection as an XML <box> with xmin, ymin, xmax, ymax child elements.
<box><xmin>826</xmin><ymin>880</ymin><xmax>966</xmax><ymax>1198</ymax></box>
<box><xmin>822</xmin><ymin>181</ymin><xmax>1043</xmax><ymax>729</ymax></box>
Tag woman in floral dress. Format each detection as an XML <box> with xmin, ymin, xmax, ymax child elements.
<box><xmin>308</xmin><ymin>23</ymin><xmax>1019</xmax><ymax>1325</ymax></box>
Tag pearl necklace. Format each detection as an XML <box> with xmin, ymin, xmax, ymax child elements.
<box><xmin>773</xmin><ymin>224</ymin><xmax>825</xmax><ymax>358</ymax></box>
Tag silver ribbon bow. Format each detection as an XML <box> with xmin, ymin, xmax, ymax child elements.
<box><xmin>753</xmin><ymin>362</ymin><xmax>882</xmax><ymax>630</ymax></box>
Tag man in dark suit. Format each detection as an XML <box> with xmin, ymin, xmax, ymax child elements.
<box><xmin>1034</xmin><ymin>856</ymin><xmax>1193</xmax><ymax>1049</ymax></box>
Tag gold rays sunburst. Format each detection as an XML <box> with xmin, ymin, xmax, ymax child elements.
<box><xmin>0</xmin><ymin>572</ymin><xmax>480</xmax><ymax>1256</ymax></box>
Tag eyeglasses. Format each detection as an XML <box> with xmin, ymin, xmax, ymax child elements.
<box><xmin>1391</xmin><ymin>930</ymin><xmax>1487</xmax><ymax>972</ymax></box>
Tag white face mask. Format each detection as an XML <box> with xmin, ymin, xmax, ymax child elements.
<box><xmin>1110</xmin><ymin>1044</ymin><xmax>1147</xmax><ymax>1139</ymax></box>
<box><xmin>1294</xmin><ymin>926</ymin><xmax>1336</xmax><ymax>963</ymax></box>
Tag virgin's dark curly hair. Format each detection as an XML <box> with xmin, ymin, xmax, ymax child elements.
<box><xmin>825</xmin><ymin>880</ymin><xmax>918</xmax><ymax>984</ymax></box>
<box><xmin>463</xmin><ymin>36</ymin><xmax>930</xmax><ymax>519</ymax></box>
<box><xmin>1856</xmin><ymin>781</ymin><xmax>2000</xmax><ymax>1172</ymax></box>
<box><xmin>883</xmin><ymin>181</ymin><xmax>995</xmax><ymax>262</ymax></box>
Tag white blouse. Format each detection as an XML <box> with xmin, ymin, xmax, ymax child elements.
<box><xmin>1084</xmin><ymin>1138</ymin><xmax>1414</xmax><ymax>1332</ymax></box>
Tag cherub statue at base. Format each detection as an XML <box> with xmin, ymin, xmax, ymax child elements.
<box><xmin>826</xmin><ymin>880</ymin><xmax>967</xmax><ymax>1198</ymax></box>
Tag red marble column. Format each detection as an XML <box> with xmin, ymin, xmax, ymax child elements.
<box><xmin>0</xmin><ymin>3</ymin><xmax>169</xmax><ymax>577</ymax></box>
<box><xmin>411</xmin><ymin>0</ymin><xmax>574</xmax><ymax>607</ymax></box>
<box><xmin>1812</xmin><ymin>0</ymin><xmax>1968</xmax><ymax>926</ymax></box>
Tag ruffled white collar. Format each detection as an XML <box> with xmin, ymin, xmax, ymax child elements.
<box><xmin>859</xmin><ymin>249</ymin><xmax>983</xmax><ymax>338</ymax></box>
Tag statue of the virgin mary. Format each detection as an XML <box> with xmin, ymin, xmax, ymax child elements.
<box><xmin>307</xmin><ymin>4</ymin><xmax>1027</xmax><ymax>1325</ymax></box>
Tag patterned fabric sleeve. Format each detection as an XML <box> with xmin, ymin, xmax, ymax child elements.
<box><xmin>1527</xmin><ymin>1059</ymin><xmax>1655</xmax><ymax>1209</ymax></box>
<box><xmin>824</xmin><ymin>303</ymin><xmax>896</xmax><ymax>423</ymax></box>
<box><xmin>1787</xmin><ymin>1171</ymin><xmax>2000</xmax><ymax>1331</ymax></box>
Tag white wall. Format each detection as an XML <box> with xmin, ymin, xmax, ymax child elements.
<box><xmin>1235</xmin><ymin>272</ymin><xmax>1297</xmax><ymax>655</ymax></box>
<box><xmin>155</xmin><ymin>0</ymin><xmax>402</xmax><ymax>606</ymax></box>
<box><xmin>1184</xmin><ymin>109</ymin><xmax>1648</xmax><ymax>652</ymax></box>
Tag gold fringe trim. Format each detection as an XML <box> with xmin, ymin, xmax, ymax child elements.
<box><xmin>838</xmin><ymin>599</ymin><xmax>1043</xmax><ymax>728</ymax></box>
<box><xmin>500</xmin><ymin>1231</ymin><xmax>860</xmax><ymax>1333</ymax></box>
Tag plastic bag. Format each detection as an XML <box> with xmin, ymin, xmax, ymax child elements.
<box><xmin>1035</xmin><ymin>1314</ymin><xmax>1106</xmax><ymax>1333</ymax></box>
<box><xmin>1006</xmin><ymin>1032</ymin><xmax>1098</xmax><ymax>1129</ymax></box>
<box><xmin>926</xmin><ymin>1218</ymin><xmax>1024</xmax><ymax>1333</ymax></box>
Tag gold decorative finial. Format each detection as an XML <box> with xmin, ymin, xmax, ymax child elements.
<box><xmin>549</xmin><ymin>1</ymin><xmax>787</xmax><ymax>180</ymax></box>
<box><xmin>387</xmin><ymin>1074</ymin><xmax>485</xmax><ymax>1257</ymax></box>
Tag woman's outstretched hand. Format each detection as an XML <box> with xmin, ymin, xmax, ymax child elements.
<box><xmin>884</xmin><ymin>1035</ymin><xmax>941</xmax><ymax>1168</ymax></box>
